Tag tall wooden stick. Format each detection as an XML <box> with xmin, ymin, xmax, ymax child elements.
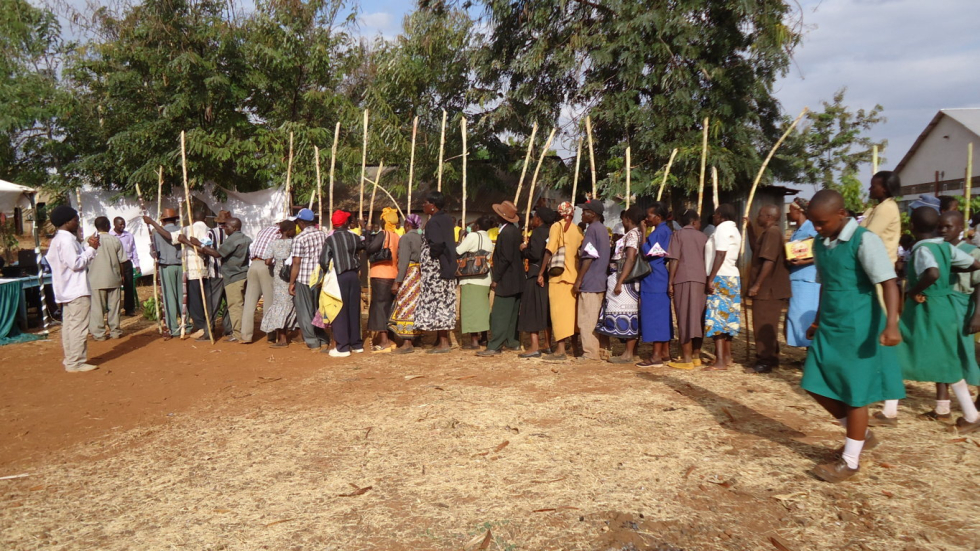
<box><xmin>135</xmin><ymin>181</ymin><xmax>162</xmax><ymax>334</ymax></box>
<box><xmin>656</xmin><ymin>148</ymin><xmax>679</xmax><ymax>201</ymax></box>
<box><xmin>360</xmin><ymin>110</ymin><xmax>369</xmax><ymax>221</ymax></box>
<box><xmin>284</xmin><ymin>131</ymin><xmax>294</xmax><ymax>218</ymax></box>
<box><xmin>966</xmin><ymin>143</ymin><xmax>974</xmax><ymax>220</ymax></box>
<box><xmin>625</xmin><ymin>146</ymin><xmax>631</xmax><ymax>209</ymax></box>
<box><xmin>586</xmin><ymin>116</ymin><xmax>597</xmax><ymax>198</ymax></box>
<box><xmin>461</xmin><ymin>117</ymin><xmax>468</xmax><ymax>233</ymax></box>
<box><xmin>513</xmin><ymin>121</ymin><xmax>539</xmax><ymax>206</ymax></box>
<box><xmin>711</xmin><ymin>166</ymin><xmax>720</xmax><ymax>210</ymax></box>
<box><xmin>328</xmin><ymin>122</ymin><xmax>340</xmax><ymax>229</ymax></box>
<box><xmin>74</xmin><ymin>188</ymin><xmax>84</xmax><ymax>239</ymax></box>
<box><xmin>739</xmin><ymin>107</ymin><xmax>809</xmax><ymax>258</ymax></box>
<box><xmin>155</xmin><ymin>167</ymin><xmax>166</xmax><ymax>333</ymax></box>
<box><xmin>698</xmin><ymin>117</ymin><xmax>709</xmax><ymax>214</ymax></box>
<box><xmin>365</xmin><ymin>173</ymin><xmax>405</xmax><ymax>220</ymax></box>
<box><xmin>524</xmin><ymin>128</ymin><xmax>558</xmax><ymax>235</ymax></box>
<box><xmin>313</xmin><ymin>146</ymin><xmax>322</xmax><ymax>222</ymax></box>
<box><xmin>178</xmin><ymin>199</ymin><xmax>187</xmax><ymax>339</ymax></box>
<box><xmin>180</xmin><ymin>130</ymin><xmax>214</xmax><ymax>344</ymax></box>
<box><xmin>408</xmin><ymin>116</ymin><xmax>418</xmax><ymax>215</ymax></box>
<box><xmin>872</xmin><ymin>144</ymin><xmax>879</xmax><ymax>175</ymax></box>
<box><xmin>437</xmin><ymin>109</ymin><xmax>447</xmax><ymax>192</ymax></box>
<box><xmin>368</xmin><ymin>162</ymin><xmax>380</xmax><ymax>228</ymax></box>
<box><xmin>572</xmin><ymin>137</ymin><xmax>583</xmax><ymax>202</ymax></box>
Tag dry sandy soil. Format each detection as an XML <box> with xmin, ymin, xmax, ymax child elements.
<box><xmin>1</xmin><ymin>311</ymin><xmax>979</xmax><ymax>550</ymax></box>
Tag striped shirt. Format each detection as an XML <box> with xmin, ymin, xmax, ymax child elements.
<box><xmin>320</xmin><ymin>229</ymin><xmax>364</xmax><ymax>275</ymax></box>
<box><xmin>251</xmin><ymin>225</ymin><xmax>281</xmax><ymax>260</ymax></box>
<box><xmin>290</xmin><ymin>226</ymin><xmax>326</xmax><ymax>286</ymax></box>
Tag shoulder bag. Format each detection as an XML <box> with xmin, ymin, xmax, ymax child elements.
<box><xmin>456</xmin><ymin>233</ymin><xmax>491</xmax><ymax>278</ymax></box>
<box><xmin>548</xmin><ymin>224</ymin><xmax>566</xmax><ymax>277</ymax></box>
<box><xmin>368</xmin><ymin>231</ymin><xmax>393</xmax><ymax>263</ymax></box>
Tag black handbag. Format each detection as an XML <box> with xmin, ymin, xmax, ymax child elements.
<box><xmin>456</xmin><ymin>233</ymin><xmax>491</xmax><ymax>278</ymax></box>
<box><xmin>368</xmin><ymin>231</ymin><xmax>393</xmax><ymax>263</ymax></box>
<box><xmin>278</xmin><ymin>262</ymin><xmax>291</xmax><ymax>283</ymax></box>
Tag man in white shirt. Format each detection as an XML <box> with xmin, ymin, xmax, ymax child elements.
<box><xmin>45</xmin><ymin>206</ymin><xmax>101</xmax><ymax>372</ymax></box>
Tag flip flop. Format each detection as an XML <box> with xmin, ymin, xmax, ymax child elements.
<box><xmin>667</xmin><ymin>361</ymin><xmax>696</xmax><ymax>370</ymax></box>
<box><xmin>427</xmin><ymin>347</ymin><xmax>452</xmax><ymax>354</ymax></box>
<box><xmin>635</xmin><ymin>360</ymin><xmax>665</xmax><ymax>368</ymax></box>
<box><xmin>692</xmin><ymin>359</ymin><xmax>702</xmax><ymax>367</ymax></box>
<box><xmin>270</xmin><ymin>342</ymin><xmax>288</xmax><ymax>348</ymax></box>
<box><xmin>392</xmin><ymin>347</ymin><xmax>415</xmax><ymax>355</ymax></box>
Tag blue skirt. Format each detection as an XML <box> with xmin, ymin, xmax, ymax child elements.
<box><xmin>786</xmin><ymin>280</ymin><xmax>820</xmax><ymax>347</ymax></box>
<box><xmin>640</xmin><ymin>290</ymin><xmax>673</xmax><ymax>343</ymax></box>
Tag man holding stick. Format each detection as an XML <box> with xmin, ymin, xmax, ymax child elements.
<box><xmin>197</xmin><ymin>218</ymin><xmax>252</xmax><ymax>343</ymax></box>
<box><xmin>152</xmin><ymin>208</ymin><xmax>184</xmax><ymax>339</ymax></box>
<box><xmin>144</xmin><ymin>208</ymin><xmax>217</xmax><ymax>340</ymax></box>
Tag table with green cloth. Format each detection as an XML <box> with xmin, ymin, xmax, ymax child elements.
<box><xmin>0</xmin><ymin>276</ymin><xmax>51</xmax><ymax>345</ymax></box>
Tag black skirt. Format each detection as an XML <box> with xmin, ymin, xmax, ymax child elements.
<box><xmin>368</xmin><ymin>278</ymin><xmax>395</xmax><ymax>331</ymax></box>
<box><xmin>517</xmin><ymin>275</ymin><xmax>550</xmax><ymax>332</ymax></box>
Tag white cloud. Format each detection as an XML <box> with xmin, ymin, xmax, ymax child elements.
<box><xmin>358</xmin><ymin>11</ymin><xmax>395</xmax><ymax>37</ymax></box>
<box><xmin>776</xmin><ymin>0</ymin><xmax>980</xmax><ymax>171</ymax></box>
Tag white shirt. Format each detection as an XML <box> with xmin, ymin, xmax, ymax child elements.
<box><xmin>171</xmin><ymin>221</ymin><xmax>212</xmax><ymax>280</ymax></box>
<box><xmin>45</xmin><ymin>229</ymin><xmax>97</xmax><ymax>303</ymax></box>
<box><xmin>455</xmin><ymin>230</ymin><xmax>494</xmax><ymax>286</ymax></box>
<box><xmin>704</xmin><ymin>220</ymin><xmax>741</xmax><ymax>277</ymax></box>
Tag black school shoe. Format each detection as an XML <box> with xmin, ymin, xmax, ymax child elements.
<box><xmin>743</xmin><ymin>363</ymin><xmax>774</xmax><ymax>374</ymax></box>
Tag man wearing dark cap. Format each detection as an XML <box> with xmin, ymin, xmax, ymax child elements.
<box><xmin>289</xmin><ymin>208</ymin><xmax>329</xmax><ymax>349</ymax></box>
<box><xmin>478</xmin><ymin>201</ymin><xmax>523</xmax><ymax>356</ymax></box>
<box><xmin>574</xmin><ymin>199</ymin><xmax>611</xmax><ymax>361</ymax></box>
<box><xmin>46</xmin><ymin>206</ymin><xmax>101</xmax><ymax>372</ymax></box>
<box><xmin>153</xmin><ymin>208</ymin><xmax>184</xmax><ymax>338</ymax></box>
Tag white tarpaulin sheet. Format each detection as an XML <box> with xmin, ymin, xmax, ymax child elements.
<box><xmin>70</xmin><ymin>184</ymin><xmax>287</xmax><ymax>276</ymax></box>
<box><xmin>0</xmin><ymin>179</ymin><xmax>35</xmax><ymax>215</ymax></box>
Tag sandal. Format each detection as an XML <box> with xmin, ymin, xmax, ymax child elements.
<box><xmin>392</xmin><ymin>347</ymin><xmax>415</xmax><ymax>354</ymax></box>
<box><xmin>635</xmin><ymin>360</ymin><xmax>665</xmax><ymax>368</ymax></box>
<box><xmin>270</xmin><ymin>342</ymin><xmax>288</xmax><ymax>348</ymax></box>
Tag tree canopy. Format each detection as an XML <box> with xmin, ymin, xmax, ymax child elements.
<box><xmin>0</xmin><ymin>0</ymin><xmax>885</xmax><ymax>211</ymax></box>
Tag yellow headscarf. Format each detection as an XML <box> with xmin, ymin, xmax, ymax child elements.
<box><xmin>381</xmin><ymin>207</ymin><xmax>399</xmax><ymax>233</ymax></box>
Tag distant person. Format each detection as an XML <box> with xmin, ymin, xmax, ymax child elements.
<box><xmin>415</xmin><ymin>192</ymin><xmax>457</xmax><ymax>353</ymax></box>
<box><xmin>939</xmin><ymin>195</ymin><xmax>959</xmax><ymax>213</ymax></box>
<box><xmin>289</xmin><ymin>208</ymin><xmax>329</xmax><ymax>349</ymax></box>
<box><xmin>198</xmin><ymin>217</ymin><xmax>252</xmax><ymax>342</ymax></box>
<box><xmin>479</xmin><ymin>201</ymin><xmax>523</xmax><ymax>357</ymax></box>
<box><xmin>242</xmin><ymin>220</ymin><xmax>283</xmax><ymax>344</ymax></box>
<box><xmin>702</xmin><ymin>204</ymin><xmax>742</xmax><ymax>371</ymax></box>
<box><xmin>745</xmin><ymin>204</ymin><xmax>791</xmax><ymax>373</ymax></box>
<box><xmin>573</xmin><ymin>199</ymin><xmax>611</xmax><ymax>361</ymax></box>
<box><xmin>110</xmin><ymin>216</ymin><xmax>140</xmax><ymax>316</ymax></box>
<box><xmin>88</xmin><ymin>216</ymin><xmax>128</xmax><ymax>340</ymax></box>
<box><xmin>46</xmin><ymin>206</ymin><xmax>100</xmax><ymax>372</ymax></box>
<box><xmin>637</xmin><ymin>202</ymin><xmax>673</xmax><ymax>367</ymax></box>
<box><xmin>860</xmin><ymin>171</ymin><xmax>902</xmax><ymax>265</ymax></box>
<box><xmin>152</xmin><ymin>208</ymin><xmax>184</xmax><ymax>339</ymax></box>
<box><xmin>260</xmin><ymin>220</ymin><xmax>298</xmax><ymax>347</ymax></box>
<box><xmin>320</xmin><ymin>209</ymin><xmax>365</xmax><ymax>357</ymax></box>
<box><xmin>785</xmin><ymin>198</ymin><xmax>820</xmax><ymax>350</ymax></box>
<box><xmin>666</xmin><ymin>208</ymin><xmax>708</xmax><ymax>368</ymax></box>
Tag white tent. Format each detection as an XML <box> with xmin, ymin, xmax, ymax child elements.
<box><xmin>0</xmin><ymin>179</ymin><xmax>35</xmax><ymax>215</ymax></box>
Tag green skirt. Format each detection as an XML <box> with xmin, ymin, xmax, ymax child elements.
<box><xmin>460</xmin><ymin>284</ymin><xmax>490</xmax><ymax>334</ymax></box>
<box><xmin>898</xmin><ymin>293</ymin><xmax>980</xmax><ymax>384</ymax></box>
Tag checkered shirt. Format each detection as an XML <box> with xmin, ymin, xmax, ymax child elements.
<box><xmin>250</xmin><ymin>225</ymin><xmax>281</xmax><ymax>259</ymax></box>
<box><xmin>290</xmin><ymin>226</ymin><xmax>326</xmax><ymax>285</ymax></box>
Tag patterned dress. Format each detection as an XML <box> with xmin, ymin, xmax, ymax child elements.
<box><xmin>596</xmin><ymin>227</ymin><xmax>640</xmax><ymax>338</ymax></box>
<box><xmin>260</xmin><ymin>238</ymin><xmax>297</xmax><ymax>333</ymax></box>
<box><xmin>414</xmin><ymin>240</ymin><xmax>457</xmax><ymax>331</ymax></box>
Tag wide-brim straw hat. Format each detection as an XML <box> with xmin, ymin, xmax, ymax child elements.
<box><xmin>160</xmin><ymin>208</ymin><xmax>179</xmax><ymax>221</ymax></box>
<box><xmin>492</xmin><ymin>201</ymin><xmax>520</xmax><ymax>224</ymax></box>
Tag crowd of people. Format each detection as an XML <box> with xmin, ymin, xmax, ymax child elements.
<box><xmin>40</xmin><ymin>170</ymin><xmax>980</xmax><ymax>483</ymax></box>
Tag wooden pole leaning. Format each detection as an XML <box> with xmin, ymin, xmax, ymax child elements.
<box><xmin>625</xmin><ymin>146</ymin><xmax>631</xmax><ymax>210</ymax></box>
<box><xmin>328</xmin><ymin>122</ymin><xmax>340</xmax><ymax>229</ymax></box>
<box><xmin>74</xmin><ymin>188</ymin><xmax>84</xmax><ymax>240</ymax></box>
<box><xmin>135</xmin><ymin>181</ymin><xmax>162</xmax><ymax>334</ymax></box>
<box><xmin>284</xmin><ymin>131</ymin><xmax>294</xmax><ymax>218</ymax></box>
<box><xmin>966</xmin><ymin>143</ymin><xmax>974</xmax><ymax>220</ymax></box>
<box><xmin>408</xmin><ymin>116</ymin><xmax>418</xmax><ymax>215</ymax></box>
<box><xmin>156</xmin><ymin>167</ymin><xmax>166</xmax><ymax>331</ymax></box>
<box><xmin>364</xmin><ymin>170</ymin><xmax>405</xmax><ymax>220</ymax></box>
<box><xmin>872</xmin><ymin>144</ymin><xmax>879</xmax><ymax>176</ymax></box>
<box><xmin>711</xmin><ymin>166</ymin><xmax>720</xmax><ymax>210</ymax></box>
<box><xmin>312</xmin><ymin>145</ymin><xmax>322</xmax><ymax>219</ymax></box>
<box><xmin>360</xmin><ymin>109</ymin><xmax>369</xmax><ymax>222</ymax></box>
<box><xmin>437</xmin><ymin>109</ymin><xmax>447</xmax><ymax>192</ymax></box>
<box><xmin>698</xmin><ymin>117</ymin><xmax>709</xmax><ymax>215</ymax></box>
<box><xmin>513</xmin><ymin>121</ymin><xmax>539</xmax><ymax>207</ymax></box>
<box><xmin>572</xmin><ymin>137</ymin><xmax>583</xmax><ymax>203</ymax></box>
<box><xmin>524</xmin><ymin>127</ymin><xmax>558</xmax><ymax>238</ymax></box>
<box><xmin>180</xmin><ymin>130</ymin><xmax>214</xmax><ymax>344</ymax></box>
<box><xmin>368</xmin><ymin>162</ymin><xmax>380</xmax><ymax>228</ymax></box>
<box><xmin>586</xmin><ymin>116</ymin><xmax>597</xmax><ymax>198</ymax></box>
<box><xmin>461</xmin><ymin>117</ymin><xmax>468</xmax><ymax>232</ymax></box>
<box><xmin>739</xmin><ymin>106</ymin><xmax>809</xmax><ymax>259</ymax></box>
<box><xmin>178</xmin><ymin>199</ymin><xmax>188</xmax><ymax>339</ymax></box>
<box><xmin>656</xmin><ymin>148</ymin><xmax>679</xmax><ymax>201</ymax></box>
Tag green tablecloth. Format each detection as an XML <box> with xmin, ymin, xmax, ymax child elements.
<box><xmin>0</xmin><ymin>279</ymin><xmax>22</xmax><ymax>341</ymax></box>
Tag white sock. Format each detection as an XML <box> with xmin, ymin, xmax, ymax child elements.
<box><xmin>841</xmin><ymin>437</ymin><xmax>864</xmax><ymax>469</ymax></box>
<box><xmin>837</xmin><ymin>417</ymin><xmax>848</xmax><ymax>428</ymax></box>
<box><xmin>935</xmin><ymin>400</ymin><xmax>952</xmax><ymax>415</ymax></box>
<box><xmin>882</xmin><ymin>400</ymin><xmax>899</xmax><ymax>418</ymax></box>
<box><xmin>951</xmin><ymin>380</ymin><xmax>980</xmax><ymax>423</ymax></box>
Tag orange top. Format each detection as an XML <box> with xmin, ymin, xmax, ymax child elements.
<box><xmin>369</xmin><ymin>230</ymin><xmax>400</xmax><ymax>279</ymax></box>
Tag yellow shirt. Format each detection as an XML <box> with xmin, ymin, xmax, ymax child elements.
<box><xmin>546</xmin><ymin>221</ymin><xmax>585</xmax><ymax>285</ymax></box>
<box><xmin>860</xmin><ymin>197</ymin><xmax>901</xmax><ymax>264</ymax></box>
<box><xmin>454</xmin><ymin>226</ymin><xmax>461</xmax><ymax>241</ymax></box>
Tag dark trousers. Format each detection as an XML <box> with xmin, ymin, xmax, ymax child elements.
<box><xmin>209</xmin><ymin>276</ymin><xmax>232</xmax><ymax>336</ymax></box>
<box><xmin>753</xmin><ymin>297</ymin><xmax>787</xmax><ymax>365</ymax></box>
<box><xmin>121</xmin><ymin>260</ymin><xmax>138</xmax><ymax>314</ymax></box>
<box><xmin>294</xmin><ymin>282</ymin><xmax>329</xmax><ymax>349</ymax></box>
<box><xmin>488</xmin><ymin>294</ymin><xmax>521</xmax><ymax>351</ymax></box>
<box><xmin>333</xmin><ymin>270</ymin><xmax>364</xmax><ymax>352</ymax></box>
<box><xmin>187</xmin><ymin>278</ymin><xmax>218</xmax><ymax>336</ymax></box>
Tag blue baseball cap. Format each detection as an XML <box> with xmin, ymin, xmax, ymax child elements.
<box><xmin>296</xmin><ymin>208</ymin><xmax>315</xmax><ymax>221</ymax></box>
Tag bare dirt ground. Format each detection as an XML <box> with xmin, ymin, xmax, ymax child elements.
<box><xmin>2</xmin><ymin>310</ymin><xmax>980</xmax><ymax>550</ymax></box>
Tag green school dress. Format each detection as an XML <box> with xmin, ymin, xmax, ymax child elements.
<box><xmin>801</xmin><ymin>226</ymin><xmax>905</xmax><ymax>406</ymax></box>
<box><xmin>898</xmin><ymin>242</ymin><xmax>980</xmax><ymax>384</ymax></box>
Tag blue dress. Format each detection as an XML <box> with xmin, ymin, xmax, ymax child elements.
<box><xmin>640</xmin><ymin>223</ymin><xmax>673</xmax><ymax>342</ymax></box>
<box><xmin>786</xmin><ymin>220</ymin><xmax>820</xmax><ymax>347</ymax></box>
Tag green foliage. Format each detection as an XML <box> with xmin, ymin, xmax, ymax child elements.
<box><xmin>835</xmin><ymin>172</ymin><xmax>868</xmax><ymax>214</ymax></box>
<box><xmin>142</xmin><ymin>296</ymin><xmax>158</xmax><ymax>321</ymax></box>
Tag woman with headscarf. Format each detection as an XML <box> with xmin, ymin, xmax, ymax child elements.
<box><xmin>365</xmin><ymin>207</ymin><xmax>401</xmax><ymax>352</ymax></box>
<box><xmin>414</xmin><ymin>191</ymin><xmax>457</xmax><ymax>353</ymax></box>
<box><xmin>261</xmin><ymin>220</ymin><xmax>298</xmax><ymax>347</ymax></box>
<box><xmin>456</xmin><ymin>216</ymin><xmax>495</xmax><ymax>349</ymax></box>
<box><xmin>518</xmin><ymin>206</ymin><xmax>558</xmax><ymax>357</ymax></box>
<box><xmin>541</xmin><ymin>202</ymin><xmax>584</xmax><ymax>360</ymax></box>
<box><xmin>597</xmin><ymin>206</ymin><xmax>644</xmax><ymax>363</ymax></box>
<box><xmin>390</xmin><ymin>214</ymin><xmax>423</xmax><ymax>353</ymax></box>
<box><xmin>786</xmin><ymin>197</ymin><xmax>820</xmax><ymax>349</ymax></box>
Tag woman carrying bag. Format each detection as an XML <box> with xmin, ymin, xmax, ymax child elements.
<box><xmin>456</xmin><ymin>216</ymin><xmax>495</xmax><ymax>349</ymax></box>
<box><xmin>365</xmin><ymin>207</ymin><xmax>401</xmax><ymax>352</ymax></box>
